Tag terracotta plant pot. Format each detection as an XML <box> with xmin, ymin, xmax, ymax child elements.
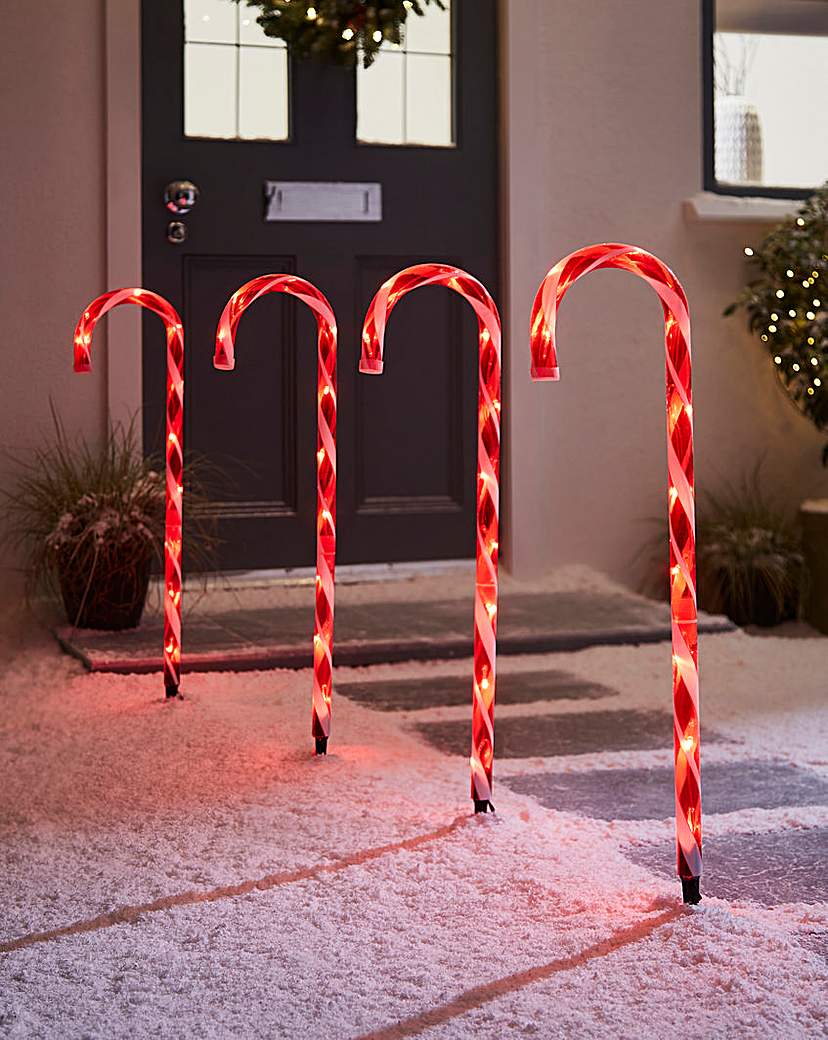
<box><xmin>801</xmin><ymin>500</ymin><xmax>828</xmax><ymax>635</ymax></box>
<box><xmin>57</xmin><ymin>545</ymin><xmax>152</xmax><ymax>630</ymax></box>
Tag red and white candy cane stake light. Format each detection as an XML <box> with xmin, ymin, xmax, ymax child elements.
<box><xmin>73</xmin><ymin>289</ymin><xmax>185</xmax><ymax>698</ymax></box>
<box><xmin>361</xmin><ymin>264</ymin><xmax>501</xmax><ymax>812</ymax></box>
<box><xmin>215</xmin><ymin>276</ymin><xmax>337</xmax><ymax>755</ymax></box>
<box><xmin>530</xmin><ymin>244</ymin><xmax>702</xmax><ymax>904</ymax></box>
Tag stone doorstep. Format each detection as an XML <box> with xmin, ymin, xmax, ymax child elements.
<box><xmin>55</xmin><ymin>588</ymin><xmax>734</xmax><ymax>674</ymax></box>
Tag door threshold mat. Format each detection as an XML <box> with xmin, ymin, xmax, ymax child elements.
<box><xmin>55</xmin><ymin>588</ymin><xmax>734</xmax><ymax>675</ymax></box>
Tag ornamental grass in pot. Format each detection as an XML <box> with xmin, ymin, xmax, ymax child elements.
<box><xmin>3</xmin><ymin>409</ymin><xmax>215</xmax><ymax>630</ymax></box>
<box><xmin>696</xmin><ymin>476</ymin><xmax>805</xmax><ymax>628</ymax></box>
<box><xmin>640</xmin><ymin>469</ymin><xmax>805</xmax><ymax>628</ymax></box>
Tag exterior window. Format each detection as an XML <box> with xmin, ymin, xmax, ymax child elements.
<box><xmin>705</xmin><ymin>0</ymin><xmax>828</xmax><ymax>196</ymax></box>
<box><xmin>183</xmin><ymin>0</ymin><xmax>289</xmax><ymax>141</ymax></box>
<box><xmin>357</xmin><ymin>0</ymin><xmax>454</xmax><ymax>147</ymax></box>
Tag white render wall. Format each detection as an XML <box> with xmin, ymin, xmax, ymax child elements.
<box><xmin>0</xmin><ymin>0</ymin><xmax>108</xmax><ymax>600</ymax></box>
<box><xmin>500</xmin><ymin>0</ymin><xmax>827</xmax><ymax>584</ymax></box>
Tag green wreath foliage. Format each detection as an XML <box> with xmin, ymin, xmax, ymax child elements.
<box><xmin>231</xmin><ymin>0</ymin><xmax>446</xmax><ymax>68</ymax></box>
<box><xmin>726</xmin><ymin>184</ymin><xmax>828</xmax><ymax>463</ymax></box>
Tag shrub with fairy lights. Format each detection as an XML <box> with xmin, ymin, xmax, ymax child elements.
<box><xmin>726</xmin><ymin>184</ymin><xmax>828</xmax><ymax>463</ymax></box>
<box><xmin>230</xmin><ymin>0</ymin><xmax>445</xmax><ymax>67</ymax></box>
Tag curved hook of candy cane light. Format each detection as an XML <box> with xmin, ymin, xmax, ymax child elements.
<box><xmin>215</xmin><ymin>275</ymin><xmax>337</xmax><ymax>756</ymax></box>
<box><xmin>530</xmin><ymin>244</ymin><xmax>701</xmax><ymax>904</ymax></box>
<box><xmin>73</xmin><ymin>288</ymin><xmax>185</xmax><ymax>699</ymax></box>
<box><xmin>360</xmin><ymin>263</ymin><xmax>502</xmax><ymax>813</ymax></box>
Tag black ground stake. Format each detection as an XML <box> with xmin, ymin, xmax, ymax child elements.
<box><xmin>681</xmin><ymin>877</ymin><xmax>701</xmax><ymax>905</ymax></box>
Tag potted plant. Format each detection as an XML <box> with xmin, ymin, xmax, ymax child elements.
<box><xmin>696</xmin><ymin>475</ymin><xmax>805</xmax><ymax>628</ymax></box>
<box><xmin>726</xmin><ymin>184</ymin><xmax>828</xmax><ymax>632</ymax></box>
<box><xmin>639</xmin><ymin>470</ymin><xmax>805</xmax><ymax>628</ymax></box>
<box><xmin>3</xmin><ymin>409</ymin><xmax>215</xmax><ymax>630</ymax></box>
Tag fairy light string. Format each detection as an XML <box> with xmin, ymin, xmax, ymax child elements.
<box><xmin>360</xmin><ymin>263</ymin><xmax>502</xmax><ymax>811</ymax></box>
<box><xmin>73</xmin><ymin>289</ymin><xmax>185</xmax><ymax>697</ymax></box>
<box><xmin>744</xmin><ymin>244</ymin><xmax>825</xmax><ymax>405</ymax></box>
<box><xmin>529</xmin><ymin>244</ymin><xmax>702</xmax><ymax>902</ymax></box>
<box><xmin>215</xmin><ymin>275</ymin><xmax>337</xmax><ymax>753</ymax></box>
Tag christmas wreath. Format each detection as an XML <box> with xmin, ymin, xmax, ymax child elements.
<box><xmin>727</xmin><ymin>183</ymin><xmax>828</xmax><ymax>463</ymax></box>
<box><xmin>231</xmin><ymin>0</ymin><xmax>446</xmax><ymax>68</ymax></box>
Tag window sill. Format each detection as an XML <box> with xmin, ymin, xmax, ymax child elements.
<box><xmin>683</xmin><ymin>191</ymin><xmax>800</xmax><ymax>224</ymax></box>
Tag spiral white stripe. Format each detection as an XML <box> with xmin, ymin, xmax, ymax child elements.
<box><xmin>665</xmin><ymin>354</ymin><xmax>693</xmax><ymax>413</ymax></box>
<box><xmin>645</xmin><ymin>277</ymin><xmax>692</xmax><ymax>347</ymax></box>
<box><xmin>672</xmin><ymin>622</ymin><xmax>699</xmax><ymax>707</ymax></box>
<box><xmin>669</xmin><ymin>529</ymin><xmax>697</xmax><ymax>603</ymax></box>
<box><xmin>675</xmin><ymin>795</ymin><xmax>703</xmax><ymax>873</ymax></box>
<box><xmin>674</xmin><ymin>721</ymin><xmax>702</xmax><ymax>795</ymax></box>
<box><xmin>667</xmin><ymin>442</ymin><xmax>695</xmax><ymax>532</ymax></box>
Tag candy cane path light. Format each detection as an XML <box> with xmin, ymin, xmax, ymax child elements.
<box><xmin>530</xmin><ymin>244</ymin><xmax>702</xmax><ymax>904</ymax></box>
<box><xmin>360</xmin><ymin>264</ymin><xmax>501</xmax><ymax>812</ymax></box>
<box><xmin>73</xmin><ymin>289</ymin><xmax>184</xmax><ymax>698</ymax></box>
<box><xmin>215</xmin><ymin>275</ymin><xmax>337</xmax><ymax>755</ymax></box>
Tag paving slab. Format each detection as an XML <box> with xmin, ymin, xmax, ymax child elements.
<box><xmin>55</xmin><ymin>589</ymin><xmax>733</xmax><ymax>674</ymax></box>
<box><xmin>502</xmin><ymin>761</ymin><xmax>828</xmax><ymax>820</ymax></box>
<box><xmin>336</xmin><ymin>669</ymin><xmax>617</xmax><ymax>712</ymax></box>
<box><xmin>415</xmin><ymin>709</ymin><xmax>720</xmax><ymax>759</ymax></box>
<box><xmin>627</xmin><ymin>827</ymin><xmax>828</xmax><ymax>907</ymax></box>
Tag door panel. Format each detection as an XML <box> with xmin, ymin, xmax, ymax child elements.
<box><xmin>141</xmin><ymin>0</ymin><xmax>498</xmax><ymax>570</ymax></box>
<box><xmin>352</xmin><ymin>257</ymin><xmax>471</xmax><ymax>541</ymax></box>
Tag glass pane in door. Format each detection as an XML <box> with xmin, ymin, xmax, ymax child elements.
<box><xmin>183</xmin><ymin>0</ymin><xmax>289</xmax><ymax>141</ymax></box>
<box><xmin>357</xmin><ymin>0</ymin><xmax>454</xmax><ymax>146</ymax></box>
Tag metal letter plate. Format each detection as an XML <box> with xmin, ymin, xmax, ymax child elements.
<box><xmin>264</xmin><ymin>181</ymin><xmax>382</xmax><ymax>222</ymax></box>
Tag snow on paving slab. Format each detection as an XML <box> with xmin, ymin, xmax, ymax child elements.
<box><xmin>0</xmin><ymin>616</ymin><xmax>826</xmax><ymax>1038</ymax></box>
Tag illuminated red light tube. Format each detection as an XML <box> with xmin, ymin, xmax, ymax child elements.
<box><xmin>360</xmin><ymin>264</ymin><xmax>501</xmax><ymax>812</ymax></box>
<box><xmin>73</xmin><ymin>289</ymin><xmax>185</xmax><ymax>698</ymax></box>
<box><xmin>215</xmin><ymin>275</ymin><xmax>337</xmax><ymax>755</ymax></box>
<box><xmin>530</xmin><ymin>244</ymin><xmax>702</xmax><ymax>903</ymax></box>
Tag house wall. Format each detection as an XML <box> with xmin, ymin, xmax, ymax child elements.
<box><xmin>0</xmin><ymin>0</ymin><xmax>825</xmax><ymax>608</ymax></box>
<box><xmin>501</xmin><ymin>0</ymin><xmax>828</xmax><ymax>585</ymax></box>
<box><xmin>0</xmin><ymin>0</ymin><xmax>109</xmax><ymax>599</ymax></box>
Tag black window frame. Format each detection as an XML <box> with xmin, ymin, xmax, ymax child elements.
<box><xmin>702</xmin><ymin>0</ymin><xmax>815</xmax><ymax>200</ymax></box>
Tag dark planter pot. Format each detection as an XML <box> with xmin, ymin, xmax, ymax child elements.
<box><xmin>801</xmin><ymin>500</ymin><xmax>828</xmax><ymax>634</ymax></box>
<box><xmin>57</xmin><ymin>548</ymin><xmax>152</xmax><ymax>630</ymax></box>
<box><xmin>719</xmin><ymin>571</ymin><xmax>799</xmax><ymax>628</ymax></box>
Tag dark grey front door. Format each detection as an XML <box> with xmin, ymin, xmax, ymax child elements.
<box><xmin>141</xmin><ymin>0</ymin><xmax>498</xmax><ymax>570</ymax></box>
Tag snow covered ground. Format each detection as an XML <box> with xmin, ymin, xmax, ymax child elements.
<box><xmin>0</xmin><ymin>602</ymin><xmax>827</xmax><ymax>1038</ymax></box>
